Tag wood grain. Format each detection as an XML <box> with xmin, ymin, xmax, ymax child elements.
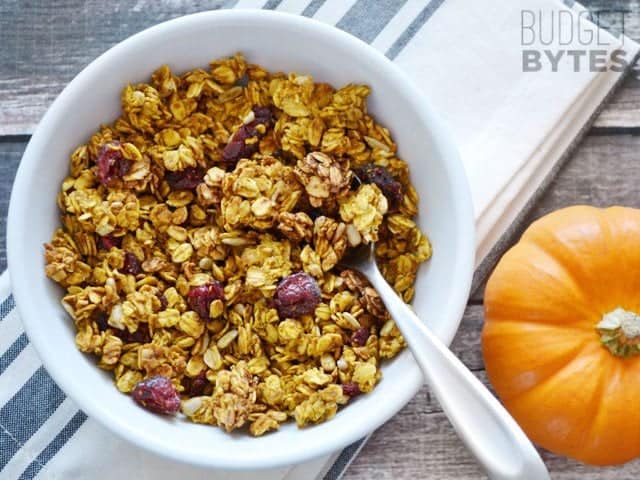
<box><xmin>0</xmin><ymin>0</ymin><xmax>639</xmax><ymax>134</ymax></box>
<box><xmin>0</xmin><ymin>141</ymin><xmax>26</xmax><ymax>271</ymax></box>
<box><xmin>586</xmin><ymin>0</ymin><xmax>640</xmax><ymax>128</ymax></box>
<box><xmin>594</xmin><ymin>67</ymin><xmax>640</xmax><ymax>129</ymax></box>
<box><xmin>347</xmin><ymin>406</ymin><xmax>640</xmax><ymax>479</ymax></box>
<box><xmin>0</xmin><ymin>0</ymin><xmax>228</xmax><ymax>135</ymax></box>
<box><xmin>582</xmin><ymin>0</ymin><xmax>640</xmax><ymax>39</ymax></box>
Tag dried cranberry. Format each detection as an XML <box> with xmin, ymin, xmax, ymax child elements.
<box><xmin>350</xmin><ymin>327</ymin><xmax>370</xmax><ymax>347</ymax></box>
<box><xmin>99</xmin><ymin>234</ymin><xmax>122</xmax><ymax>250</ymax></box>
<box><xmin>307</xmin><ymin>208</ymin><xmax>323</xmax><ymax>221</ymax></box>
<box><xmin>187</xmin><ymin>371</ymin><xmax>208</xmax><ymax>396</ymax></box>
<box><xmin>355</xmin><ymin>164</ymin><xmax>403</xmax><ymax>208</ymax></box>
<box><xmin>222</xmin><ymin>106</ymin><xmax>274</xmax><ymax>165</ymax></box>
<box><xmin>342</xmin><ymin>382</ymin><xmax>361</xmax><ymax>397</ymax></box>
<box><xmin>156</xmin><ymin>292</ymin><xmax>168</xmax><ymax>310</ymax></box>
<box><xmin>165</xmin><ymin>167</ymin><xmax>205</xmax><ymax>190</ymax></box>
<box><xmin>122</xmin><ymin>252</ymin><xmax>142</xmax><ymax>275</ymax></box>
<box><xmin>132</xmin><ymin>376</ymin><xmax>181</xmax><ymax>415</ymax></box>
<box><xmin>94</xmin><ymin>311</ymin><xmax>109</xmax><ymax>332</ymax></box>
<box><xmin>235</xmin><ymin>73</ymin><xmax>250</xmax><ymax>87</ymax></box>
<box><xmin>115</xmin><ymin>324</ymin><xmax>151</xmax><ymax>344</ymax></box>
<box><xmin>223</xmin><ymin>126</ymin><xmax>258</xmax><ymax>164</ymax></box>
<box><xmin>270</xmin><ymin>147</ymin><xmax>296</xmax><ymax>164</ymax></box>
<box><xmin>96</xmin><ymin>142</ymin><xmax>131</xmax><ymax>186</ymax></box>
<box><xmin>252</xmin><ymin>106</ymin><xmax>273</xmax><ymax>124</ymax></box>
<box><xmin>187</xmin><ymin>282</ymin><xmax>224</xmax><ymax>319</ymax></box>
<box><xmin>274</xmin><ymin>272</ymin><xmax>321</xmax><ymax>319</ymax></box>
<box><xmin>350</xmin><ymin>174</ymin><xmax>362</xmax><ymax>190</ymax></box>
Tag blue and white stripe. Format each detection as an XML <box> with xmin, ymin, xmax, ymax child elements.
<box><xmin>0</xmin><ymin>1</ymin><xmax>447</xmax><ymax>478</ymax></box>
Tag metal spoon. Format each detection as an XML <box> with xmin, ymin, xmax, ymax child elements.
<box><xmin>344</xmin><ymin>243</ymin><xmax>550</xmax><ymax>480</ymax></box>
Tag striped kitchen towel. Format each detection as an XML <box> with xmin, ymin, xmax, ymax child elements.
<box><xmin>2</xmin><ymin>0</ymin><xmax>638</xmax><ymax>479</ymax></box>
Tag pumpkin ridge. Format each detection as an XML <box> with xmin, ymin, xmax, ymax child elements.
<box><xmin>520</xmin><ymin>239</ymin><xmax>598</xmax><ymax>320</ymax></box>
<box><xmin>571</xmin><ymin>350</ymin><xmax>613</xmax><ymax>460</ymax></box>
<box><xmin>600</xmin><ymin>207</ymin><xmax>640</xmax><ymax>314</ymax></box>
<box><xmin>521</xmin><ymin>207</ymin><xmax>627</xmax><ymax>312</ymax></box>
<box><xmin>488</xmin><ymin>337</ymin><xmax>592</xmax><ymax>403</ymax></box>
<box><xmin>486</xmin><ymin>241</ymin><xmax>598</xmax><ymax>329</ymax></box>
<box><xmin>567</xmin><ymin>351</ymin><xmax>640</xmax><ymax>465</ymax></box>
<box><xmin>503</xmin><ymin>342</ymin><xmax>608</xmax><ymax>459</ymax></box>
<box><xmin>530</xmin><ymin>207</ymin><xmax>640</xmax><ymax>317</ymax></box>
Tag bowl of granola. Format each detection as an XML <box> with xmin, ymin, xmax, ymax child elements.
<box><xmin>8</xmin><ymin>10</ymin><xmax>474</xmax><ymax>470</ymax></box>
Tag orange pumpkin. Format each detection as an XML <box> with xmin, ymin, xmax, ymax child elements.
<box><xmin>483</xmin><ymin>205</ymin><xmax>640</xmax><ymax>466</ymax></box>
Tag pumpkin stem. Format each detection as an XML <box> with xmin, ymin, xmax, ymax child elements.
<box><xmin>597</xmin><ymin>308</ymin><xmax>640</xmax><ymax>357</ymax></box>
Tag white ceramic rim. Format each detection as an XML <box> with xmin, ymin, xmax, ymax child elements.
<box><xmin>7</xmin><ymin>10</ymin><xmax>475</xmax><ymax>470</ymax></box>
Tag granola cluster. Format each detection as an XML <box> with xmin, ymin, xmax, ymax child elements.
<box><xmin>44</xmin><ymin>54</ymin><xmax>432</xmax><ymax>435</ymax></box>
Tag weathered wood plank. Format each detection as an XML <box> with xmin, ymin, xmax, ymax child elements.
<box><xmin>0</xmin><ymin>141</ymin><xmax>26</xmax><ymax>271</ymax></box>
<box><xmin>346</xmin><ymin>406</ymin><xmax>640</xmax><ymax>479</ymax></box>
<box><xmin>519</xmin><ymin>133</ymin><xmax>640</xmax><ymax>220</ymax></box>
<box><xmin>581</xmin><ymin>0</ymin><xmax>640</xmax><ymax>39</ymax></box>
<box><xmin>451</xmin><ymin>305</ymin><xmax>484</xmax><ymax>371</ymax></box>
<box><xmin>0</xmin><ymin>0</ymin><xmax>228</xmax><ymax>135</ymax></box>
<box><xmin>594</xmin><ymin>66</ymin><xmax>640</xmax><ymax>129</ymax></box>
<box><xmin>347</xmin><ymin>410</ymin><xmax>487</xmax><ymax>479</ymax></box>
<box><xmin>571</xmin><ymin>0</ymin><xmax>640</xmax><ymax>128</ymax></box>
<box><xmin>0</xmin><ymin>0</ymin><xmax>639</xmax><ymax>134</ymax></box>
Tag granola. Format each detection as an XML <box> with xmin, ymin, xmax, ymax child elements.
<box><xmin>44</xmin><ymin>54</ymin><xmax>432</xmax><ymax>436</ymax></box>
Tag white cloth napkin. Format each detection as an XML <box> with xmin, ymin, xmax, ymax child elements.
<box><xmin>1</xmin><ymin>0</ymin><xmax>637</xmax><ymax>479</ymax></box>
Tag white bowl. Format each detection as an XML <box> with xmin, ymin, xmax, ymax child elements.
<box><xmin>7</xmin><ymin>10</ymin><xmax>474</xmax><ymax>471</ymax></box>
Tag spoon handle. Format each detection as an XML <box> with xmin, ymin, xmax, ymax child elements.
<box><xmin>366</xmin><ymin>268</ymin><xmax>550</xmax><ymax>480</ymax></box>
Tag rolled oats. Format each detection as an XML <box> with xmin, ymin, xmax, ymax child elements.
<box><xmin>44</xmin><ymin>53</ymin><xmax>432</xmax><ymax>436</ymax></box>
<box><xmin>294</xmin><ymin>151</ymin><xmax>352</xmax><ymax>209</ymax></box>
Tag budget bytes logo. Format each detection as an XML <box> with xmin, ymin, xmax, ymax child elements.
<box><xmin>522</xmin><ymin>8</ymin><xmax>629</xmax><ymax>72</ymax></box>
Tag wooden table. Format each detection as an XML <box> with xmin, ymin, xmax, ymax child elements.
<box><xmin>1</xmin><ymin>1</ymin><xmax>639</xmax><ymax>478</ymax></box>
